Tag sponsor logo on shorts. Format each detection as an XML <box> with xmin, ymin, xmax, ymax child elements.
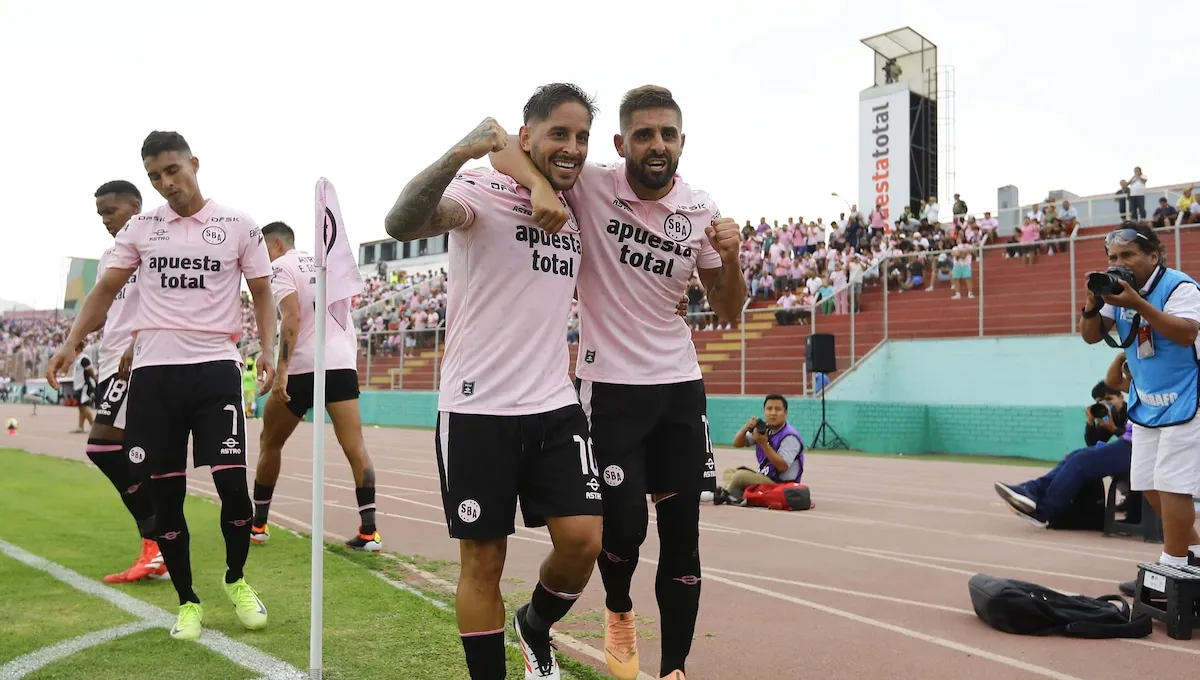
<box><xmin>97</xmin><ymin>401</ymin><xmax>111</xmax><ymax>416</ymax></box>
<box><xmin>603</xmin><ymin>465</ymin><xmax>624</xmax><ymax>487</ymax></box>
<box><xmin>703</xmin><ymin>456</ymin><xmax>716</xmax><ymax>479</ymax></box>
<box><xmin>128</xmin><ymin>446</ymin><xmax>146</xmax><ymax>464</ymax></box>
<box><xmin>202</xmin><ymin>226</ymin><xmax>227</xmax><ymax>245</ymax></box>
<box><xmin>585</xmin><ymin>477</ymin><xmax>602</xmax><ymax>501</ymax></box>
<box><xmin>458</xmin><ymin>499</ymin><xmax>481</xmax><ymax>523</ymax></box>
<box><xmin>220</xmin><ymin>438</ymin><xmax>242</xmax><ymax>455</ymax></box>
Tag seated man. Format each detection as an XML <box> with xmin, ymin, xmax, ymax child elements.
<box><xmin>994</xmin><ymin>354</ymin><xmax>1132</xmax><ymax>528</ymax></box>
<box><xmin>711</xmin><ymin>394</ymin><xmax>803</xmax><ymax>505</ymax></box>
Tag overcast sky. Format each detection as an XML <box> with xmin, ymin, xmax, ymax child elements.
<box><xmin>1</xmin><ymin>0</ymin><xmax>1194</xmax><ymax>310</ymax></box>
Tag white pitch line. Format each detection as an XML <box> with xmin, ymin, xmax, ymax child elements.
<box><xmin>0</xmin><ymin>538</ymin><xmax>304</xmax><ymax>680</ymax></box>
<box><xmin>0</xmin><ymin>621</ymin><xmax>155</xmax><ymax>679</ymax></box>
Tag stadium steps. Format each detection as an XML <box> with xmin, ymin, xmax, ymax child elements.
<box><xmin>354</xmin><ymin>225</ymin><xmax>1200</xmax><ymax>396</ymax></box>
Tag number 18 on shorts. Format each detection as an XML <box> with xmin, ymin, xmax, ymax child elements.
<box><xmin>433</xmin><ymin>404</ymin><xmax>602</xmax><ymax>540</ymax></box>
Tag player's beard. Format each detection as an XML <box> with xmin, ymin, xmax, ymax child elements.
<box><xmin>628</xmin><ymin>151</ymin><xmax>677</xmax><ymax>191</ymax></box>
<box><xmin>531</xmin><ymin>147</ymin><xmax>582</xmax><ymax>192</ymax></box>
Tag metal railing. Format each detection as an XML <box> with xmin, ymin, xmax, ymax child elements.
<box><xmin>8</xmin><ymin>222</ymin><xmax>1198</xmax><ymax>399</ymax></box>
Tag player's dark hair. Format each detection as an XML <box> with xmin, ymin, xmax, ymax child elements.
<box><xmin>764</xmin><ymin>393</ymin><xmax>788</xmax><ymax>411</ymax></box>
<box><xmin>141</xmin><ymin>131</ymin><xmax>191</xmax><ymax>160</ymax></box>
<box><xmin>523</xmin><ymin>83</ymin><xmax>598</xmax><ymax>125</ymax></box>
<box><xmin>93</xmin><ymin>180</ymin><xmax>142</xmax><ymax>202</ymax></box>
<box><xmin>262</xmin><ymin>221</ymin><xmax>295</xmax><ymax>245</ymax></box>
<box><xmin>619</xmin><ymin>85</ymin><xmax>682</xmax><ymax>133</ymax></box>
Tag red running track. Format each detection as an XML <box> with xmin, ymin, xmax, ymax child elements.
<box><xmin>5</xmin><ymin>403</ymin><xmax>1199</xmax><ymax>679</ymax></box>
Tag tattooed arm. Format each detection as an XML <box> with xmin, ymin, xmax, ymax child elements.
<box><xmin>384</xmin><ymin>117</ymin><xmax>509</xmax><ymax>242</ymax></box>
<box><xmin>275</xmin><ymin>292</ymin><xmax>301</xmax><ymax>380</ymax></box>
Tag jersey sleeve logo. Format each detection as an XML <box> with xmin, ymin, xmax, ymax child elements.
<box><xmin>664</xmin><ymin>213</ymin><xmax>692</xmax><ymax>241</ymax></box>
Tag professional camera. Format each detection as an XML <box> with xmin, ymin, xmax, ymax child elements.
<box><xmin>1089</xmin><ymin>402</ymin><xmax>1111</xmax><ymax>419</ymax></box>
<box><xmin>1087</xmin><ymin>266</ymin><xmax>1137</xmax><ymax>297</ymax></box>
<box><xmin>751</xmin><ymin>417</ymin><xmax>769</xmax><ymax>434</ymax></box>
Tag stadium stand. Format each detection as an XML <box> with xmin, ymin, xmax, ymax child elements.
<box><xmin>6</xmin><ymin>181</ymin><xmax>1198</xmax><ymax>402</ymax></box>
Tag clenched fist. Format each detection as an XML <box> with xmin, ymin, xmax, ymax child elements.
<box><xmin>456</xmin><ymin>118</ymin><xmax>508</xmax><ymax>161</ymax></box>
<box><xmin>705</xmin><ymin>217</ymin><xmax>741</xmax><ymax>264</ymax></box>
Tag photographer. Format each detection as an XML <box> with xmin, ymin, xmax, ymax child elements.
<box><xmin>1085</xmin><ymin>378</ymin><xmax>1128</xmax><ymax>447</ymax></box>
<box><xmin>712</xmin><ymin>394</ymin><xmax>803</xmax><ymax>505</ymax></box>
<box><xmin>1080</xmin><ymin>223</ymin><xmax>1200</xmax><ymax>580</ymax></box>
<box><xmin>995</xmin><ymin>353</ymin><xmax>1133</xmax><ymax>529</ymax></box>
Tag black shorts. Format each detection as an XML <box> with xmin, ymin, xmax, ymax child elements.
<box><xmin>282</xmin><ymin>369</ymin><xmax>360</xmax><ymax>419</ymax></box>
<box><xmin>124</xmin><ymin>360</ymin><xmax>247</xmax><ymax>477</ymax></box>
<box><xmin>434</xmin><ymin>403</ymin><xmax>602</xmax><ymax>540</ymax></box>
<box><xmin>577</xmin><ymin>378</ymin><xmax>716</xmax><ymax>505</ymax></box>
<box><xmin>92</xmin><ymin>375</ymin><xmax>130</xmax><ymax>429</ymax></box>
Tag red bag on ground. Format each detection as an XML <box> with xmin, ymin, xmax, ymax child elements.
<box><xmin>742</xmin><ymin>482</ymin><xmax>813</xmax><ymax>511</ymax></box>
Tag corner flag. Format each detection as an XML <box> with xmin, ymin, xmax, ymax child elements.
<box><xmin>309</xmin><ymin>177</ymin><xmax>364</xmax><ymax>679</ymax></box>
<box><xmin>315</xmin><ymin>178</ymin><xmax>365</xmax><ymax>330</ymax></box>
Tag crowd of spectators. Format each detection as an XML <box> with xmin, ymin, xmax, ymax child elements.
<box><xmin>0</xmin><ymin>315</ymin><xmax>99</xmax><ymax>382</ymax></box>
<box><xmin>703</xmin><ymin>196</ymin><xmax>997</xmax><ymax>327</ymax></box>
<box><xmin>10</xmin><ymin>175</ymin><xmax>1199</xmax><ymax>381</ymax></box>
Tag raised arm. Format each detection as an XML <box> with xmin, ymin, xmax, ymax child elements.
<box><xmin>698</xmin><ymin>218</ymin><xmax>749</xmax><ymax>323</ymax></box>
<box><xmin>490</xmin><ymin>133</ymin><xmax>549</xmax><ymax>194</ymax></box>
<box><xmin>488</xmin><ymin>133</ymin><xmax>569</xmax><ymax>233</ymax></box>
<box><xmin>384</xmin><ymin>118</ymin><xmax>507</xmax><ymax>242</ymax></box>
<box><xmin>1105</xmin><ymin>353</ymin><xmax>1131</xmax><ymax>393</ymax></box>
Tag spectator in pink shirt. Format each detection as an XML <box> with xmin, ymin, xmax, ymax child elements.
<box><xmin>1019</xmin><ymin>218</ymin><xmax>1041</xmax><ymax>266</ymax></box>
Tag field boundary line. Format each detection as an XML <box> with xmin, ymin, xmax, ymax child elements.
<box><xmin>0</xmin><ymin>537</ymin><xmax>304</xmax><ymax>680</ymax></box>
<box><xmin>260</xmin><ymin>507</ymin><xmax>637</xmax><ymax>680</ymax></box>
<box><xmin>0</xmin><ymin>621</ymin><xmax>154</xmax><ymax>679</ymax></box>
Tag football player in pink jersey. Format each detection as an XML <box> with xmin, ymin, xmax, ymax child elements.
<box><xmin>48</xmin><ymin>131</ymin><xmax>277</xmax><ymax>642</ymax></box>
<box><xmin>492</xmin><ymin>85</ymin><xmax>746</xmax><ymax>680</ymax></box>
<box><xmin>248</xmin><ymin>220</ymin><xmax>381</xmax><ymax>552</ymax></box>
<box><xmin>87</xmin><ymin>179</ymin><xmax>167</xmax><ymax>584</ymax></box>
<box><xmin>383</xmin><ymin>84</ymin><xmax>603</xmax><ymax>680</ymax></box>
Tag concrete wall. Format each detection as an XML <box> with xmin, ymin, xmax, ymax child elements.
<box><xmin>263</xmin><ymin>386</ymin><xmax>1085</xmax><ymax>463</ymax></box>
<box><xmin>828</xmin><ymin>334</ymin><xmax>1122</xmax><ymax>406</ymax></box>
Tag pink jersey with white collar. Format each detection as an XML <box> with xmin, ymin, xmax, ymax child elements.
<box><xmin>269</xmin><ymin>249</ymin><xmax>358</xmax><ymax>375</ymax></box>
<box><xmin>108</xmin><ymin>199</ymin><xmax>272</xmax><ymax>369</ymax></box>
<box><xmin>96</xmin><ymin>244</ymin><xmax>141</xmax><ymax>382</ymax></box>
<box><xmin>565</xmin><ymin>161</ymin><xmax>723</xmax><ymax>385</ymax></box>
<box><xmin>437</xmin><ymin>167</ymin><xmax>582</xmax><ymax>416</ymax></box>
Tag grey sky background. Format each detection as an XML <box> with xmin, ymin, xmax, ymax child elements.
<box><xmin>1</xmin><ymin>0</ymin><xmax>1193</xmax><ymax>309</ymax></box>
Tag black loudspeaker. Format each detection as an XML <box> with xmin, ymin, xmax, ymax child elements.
<box><xmin>806</xmin><ymin>334</ymin><xmax>836</xmax><ymax>374</ymax></box>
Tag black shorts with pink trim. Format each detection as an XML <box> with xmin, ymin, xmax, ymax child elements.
<box><xmin>123</xmin><ymin>360</ymin><xmax>248</xmax><ymax>478</ymax></box>
<box><xmin>92</xmin><ymin>375</ymin><xmax>130</xmax><ymax>430</ymax></box>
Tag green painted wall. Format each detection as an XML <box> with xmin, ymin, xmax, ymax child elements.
<box><xmin>829</xmin><ymin>334</ymin><xmax>1122</xmax><ymax>407</ymax></box>
<box><xmin>264</xmin><ymin>387</ymin><xmax>1083</xmax><ymax>463</ymax></box>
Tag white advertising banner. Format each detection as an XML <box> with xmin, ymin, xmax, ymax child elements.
<box><xmin>858</xmin><ymin>85</ymin><xmax>911</xmax><ymax>226</ymax></box>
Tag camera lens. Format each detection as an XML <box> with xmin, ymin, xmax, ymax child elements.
<box><xmin>1089</xmin><ymin>403</ymin><xmax>1109</xmax><ymax>418</ymax></box>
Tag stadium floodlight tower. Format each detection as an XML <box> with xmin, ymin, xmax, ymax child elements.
<box><xmin>857</xmin><ymin>27</ymin><xmax>938</xmax><ymax>225</ymax></box>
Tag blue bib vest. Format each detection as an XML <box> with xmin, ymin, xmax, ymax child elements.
<box><xmin>756</xmin><ymin>422</ymin><xmax>804</xmax><ymax>482</ymax></box>
<box><xmin>1115</xmin><ymin>267</ymin><xmax>1200</xmax><ymax>428</ymax></box>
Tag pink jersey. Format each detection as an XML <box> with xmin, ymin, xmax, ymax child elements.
<box><xmin>109</xmin><ymin>199</ymin><xmax>272</xmax><ymax>369</ymax></box>
<box><xmin>438</xmin><ymin>167</ymin><xmax>581</xmax><ymax>415</ymax></box>
<box><xmin>565</xmin><ymin>162</ymin><xmax>722</xmax><ymax>384</ymax></box>
<box><xmin>270</xmin><ymin>249</ymin><xmax>358</xmax><ymax>375</ymax></box>
<box><xmin>95</xmin><ymin>245</ymin><xmax>141</xmax><ymax>381</ymax></box>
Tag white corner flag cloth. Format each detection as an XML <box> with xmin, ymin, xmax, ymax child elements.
<box><xmin>314</xmin><ymin>178</ymin><xmax>365</xmax><ymax>330</ymax></box>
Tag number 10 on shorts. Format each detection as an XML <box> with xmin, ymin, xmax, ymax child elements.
<box><xmin>573</xmin><ymin>435</ymin><xmax>598</xmax><ymax>477</ymax></box>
